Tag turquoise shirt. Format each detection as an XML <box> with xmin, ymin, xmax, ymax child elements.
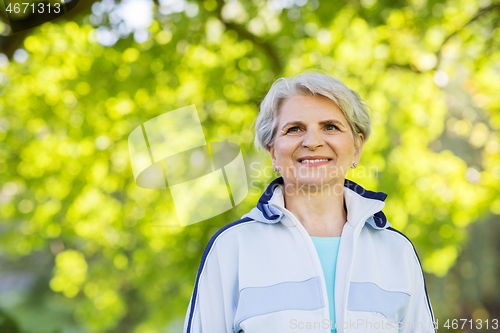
<box><xmin>310</xmin><ymin>236</ymin><xmax>341</xmax><ymax>333</ymax></box>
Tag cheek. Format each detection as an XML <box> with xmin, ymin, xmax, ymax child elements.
<box><xmin>330</xmin><ymin>138</ymin><xmax>355</xmax><ymax>156</ymax></box>
<box><xmin>274</xmin><ymin>139</ymin><xmax>294</xmax><ymax>158</ymax></box>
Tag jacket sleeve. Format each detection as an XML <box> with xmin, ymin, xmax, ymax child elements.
<box><xmin>399</xmin><ymin>245</ymin><xmax>436</xmax><ymax>333</ymax></box>
<box><xmin>183</xmin><ymin>235</ymin><xmax>238</xmax><ymax>333</ymax></box>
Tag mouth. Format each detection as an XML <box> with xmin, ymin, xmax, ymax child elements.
<box><xmin>298</xmin><ymin>157</ymin><xmax>332</xmax><ymax>165</ymax></box>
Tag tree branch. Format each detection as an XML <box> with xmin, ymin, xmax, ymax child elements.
<box><xmin>436</xmin><ymin>2</ymin><xmax>500</xmax><ymax>68</ymax></box>
<box><xmin>212</xmin><ymin>0</ymin><xmax>283</xmax><ymax>74</ymax></box>
<box><xmin>0</xmin><ymin>0</ymin><xmax>101</xmax><ymax>59</ymax></box>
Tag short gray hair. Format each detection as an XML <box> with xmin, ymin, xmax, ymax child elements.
<box><xmin>254</xmin><ymin>70</ymin><xmax>372</xmax><ymax>151</ymax></box>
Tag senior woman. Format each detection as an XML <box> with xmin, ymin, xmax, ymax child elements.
<box><xmin>184</xmin><ymin>71</ymin><xmax>435</xmax><ymax>333</ymax></box>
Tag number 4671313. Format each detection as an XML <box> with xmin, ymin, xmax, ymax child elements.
<box><xmin>444</xmin><ymin>319</ymin><xmax>498</xmax><ymax>330</ymax></box>
<box><xmin>6</xmin><ymin>2</ymin><xmax>61</xmax><ymax>14</ymax></box>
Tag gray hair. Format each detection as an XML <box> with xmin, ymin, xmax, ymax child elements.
<box><xmin>254</xmin><ymin>70</ymin><xmax>372</xmax><ymax>151</ymax></box>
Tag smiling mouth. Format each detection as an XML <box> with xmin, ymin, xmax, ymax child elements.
<box><xmin>298</xmin><ymin>158</ymin><xmax>332</xmax><ymax>165</ymax></box>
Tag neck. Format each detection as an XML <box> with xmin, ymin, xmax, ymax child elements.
<box><xmin>283</xmin><ymin>180</ymin><xmax>347</xmax><ymax>237</ymax></box>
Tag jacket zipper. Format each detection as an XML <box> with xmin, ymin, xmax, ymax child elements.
<box><xmin>338</xmin><ymin>211</ymin><xmax>377</xmax><ymax>333</ymax></box>
<box><xmin>269</xmin><ymin>203</ymin><xmax>332</xmax><ymax>332</ymax></box>
<box><xmin>271</xmin><ymin>202</ymin><xmax>383</xmax><ymax>333</ymax></box>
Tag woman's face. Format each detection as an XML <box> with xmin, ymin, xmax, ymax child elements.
<box><xmin>268</xmin><ymin>94</ymin><xmax>364</xmax><ymax>190</ymax></box>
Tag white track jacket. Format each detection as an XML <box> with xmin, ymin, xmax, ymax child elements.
<box><xmin>184</xmin><ymin>177</ymin><xmax>436</xmax><ymax>333</ymax></box>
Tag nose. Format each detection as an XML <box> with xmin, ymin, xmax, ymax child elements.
<box><xmin>302</xmin><ymin>129</ymin><xmax>324</xmax><ymax>150</ymax></box>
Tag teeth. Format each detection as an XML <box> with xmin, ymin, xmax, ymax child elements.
<box><xmin>301</xmin><ymin>159</ymin><xmax>329</xmax><ymax>163</ymax></box>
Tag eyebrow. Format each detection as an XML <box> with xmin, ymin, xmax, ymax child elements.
<box><xmin>281</xmin><ymin>119</ymin><xmax>346</xmax><ymax>130</ymax></box>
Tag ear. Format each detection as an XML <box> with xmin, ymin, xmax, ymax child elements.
<box><xmin>354</xmin><ymin>133</ymin><xmax>365</xmax><ymax>163</ymax></box>
<box><xmin>268</xmin><ymin>145</ymin><xmax>276</xmax><ymax>166</ymax></box>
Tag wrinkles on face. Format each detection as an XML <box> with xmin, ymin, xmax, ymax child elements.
<box><xmin>268</xmin><ymin>94</ymin><xmax>363</xmax><ymax>188</ymax></box>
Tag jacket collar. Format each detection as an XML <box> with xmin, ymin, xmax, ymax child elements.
<box><xmin>252</xmin><ymin>177</ymin><xmax>389</xmax><ymax>230</ymax></box>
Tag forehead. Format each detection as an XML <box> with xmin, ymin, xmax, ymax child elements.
<box><xmin>278</xmin><ymin>94</ymin><xmax>346</xmax><ymax>124</ymax></box>
<box><xmin>278</xmin><ymin>95</ymin><xmax>347</xmax><ymax>125</ymax></box>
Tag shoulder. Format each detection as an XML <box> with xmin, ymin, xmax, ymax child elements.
<box><xmin>192</xmin><ymin>218</ymin><xmax>257</xmax><ymax>283</ymax></box>
<box><xmin>202</xmin><ymin>217</ymin><xmax>256</xmax><ymax>253</ymax></box>
<box><xmin>383</xmin><ymin>226</ymin><xmax>420</xmax><ymax>254</ymax></box>
<box><xmin>363</xmin><ymin>223</ymin><xmax>423</xmax><ymax>264</ymax></box>
<box><xmin>380</xmin><ymin>226</ymin><xmax>425</xmax><ymax>269</ymax></box>
<box><xmin>201</xmin><ymin>217</ymin><xmax>277</xmax><ymax>258</ymax></box>
<box><xmin>208</xmin><ymin>217</ymin><xmax>256</xmax><ymax>241</ymax></box>
<box><xmin>200</xmin><ymin>217</ymin><xmax>291</xmax><ymax>269</ymax></box>
<box><xmin>365</xmin><ymin>220</ymin><xmax>417</xmax><ymax>249</ymax></box>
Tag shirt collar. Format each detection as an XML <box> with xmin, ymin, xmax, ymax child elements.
<box><xmin>258</xmin><ymin>177</ymin><xmax>389</xmax><ymax>229</ymax></box>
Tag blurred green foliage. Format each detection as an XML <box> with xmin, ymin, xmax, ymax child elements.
<box><xmin>0</xmin><ymin>0</ymin><xmax>499</xmax><ymax>332</ymax></box>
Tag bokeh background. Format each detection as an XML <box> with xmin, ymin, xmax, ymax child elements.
<box><xmin>0</xmin><ymin>0</ymin><xmax>500</xmax><ymax>332</ymax></box>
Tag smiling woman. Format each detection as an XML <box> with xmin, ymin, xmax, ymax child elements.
<box><xmin>184</xmin><ymin>71</ymin><xmax>436</xmax><ymax>333</ymax></box>
<box><xmin>271</xmin><ymin>95</ymin><xmax>362</xmax><ymax>188</ymax></box>
<box><xmin>267</xmin><ymin>94</ymin><xmax>364</xmax><ymax>237</ymax></box>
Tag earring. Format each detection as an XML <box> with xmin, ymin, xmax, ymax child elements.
<box><xmin>273</xmin><ymin>166</ymin><xmax>278</xmax><ymax>172</ymax></box>
<box><xmin>352</xmin><ymin>162</ymin><xmax>358</xmax><ymax>169</ymax></box>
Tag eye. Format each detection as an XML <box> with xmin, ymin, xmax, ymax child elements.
<box><xmin>325</xmin><ymin>124</ymin><xmax>339</xmax><ymax>131</ymax></box>
<box><xmin>286</xmin><ymin>126</ymin><xmax>301</xmax><ymax>133</ymax></box>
